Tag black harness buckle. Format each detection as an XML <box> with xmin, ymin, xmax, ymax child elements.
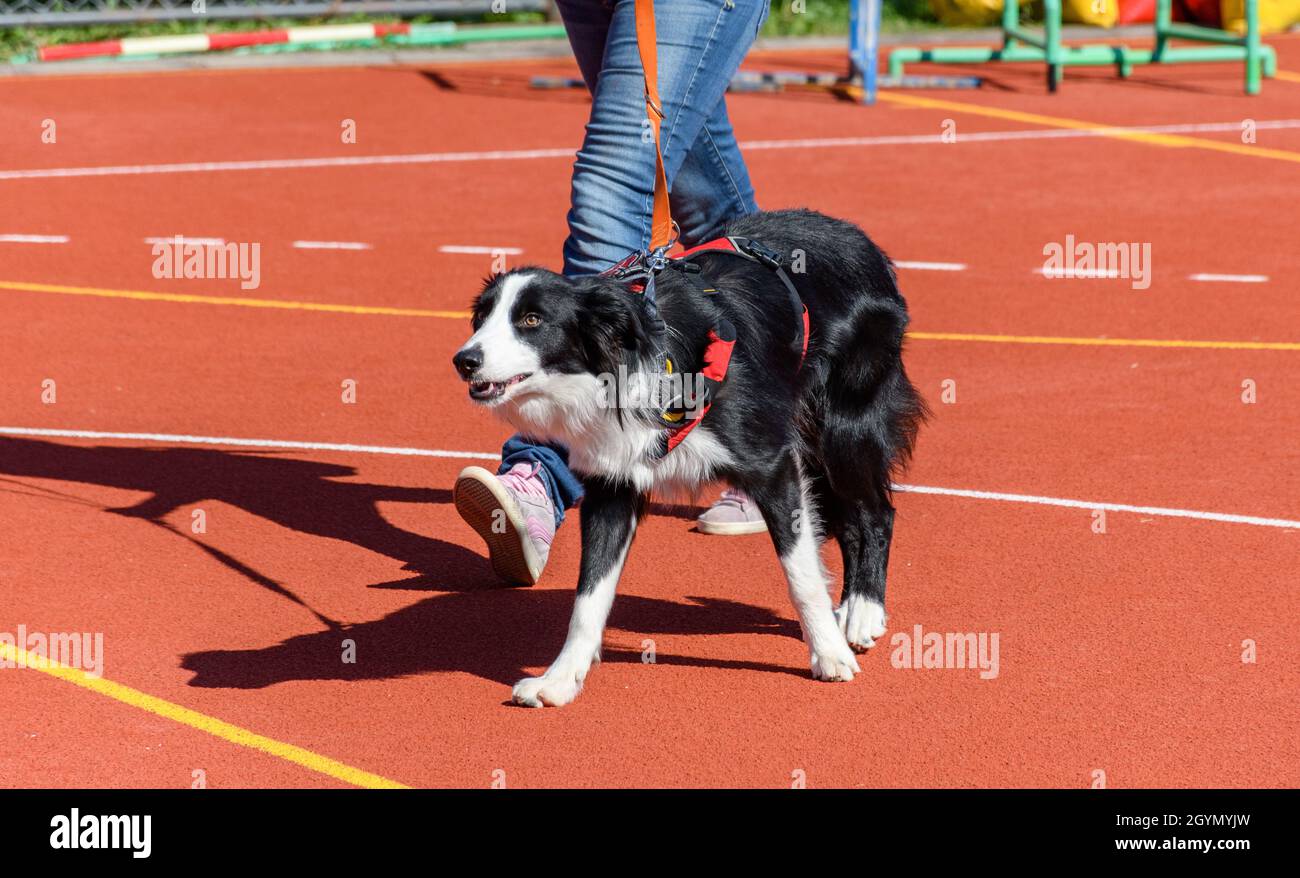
<box><xmin>733</xmin><ymin>237</ymin><xmax>785</xmax><ymax>271</ymax></box>
<box><xmin>602</xmin><ymin>249</ymin><xmax>668</xmax><ymax>337</ymax></box>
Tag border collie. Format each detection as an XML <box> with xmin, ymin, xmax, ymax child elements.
<box><xmin>452</xmin><ymin>209</ymin><xmax>925</xmax><ymax>707</ymax></box>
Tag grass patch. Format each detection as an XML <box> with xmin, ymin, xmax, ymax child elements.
<box><xmin>763</xmin><ymin>0</ymin><xmax>942</xmax><ymax>37</ymax></box>
<box><xmin>0</xmin><ymin>10</ymin><xmax>545</xmax><ymax>61</ymax></box>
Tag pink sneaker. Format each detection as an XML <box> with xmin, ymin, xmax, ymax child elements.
<box><xmin>455</xmin><ymin>463</ymin><xmax>556</xmax><ymax>585</ymax></box>
<box><xmin>696</xmin><ymin>487</ymin><xmax>768</xmax><ymax>536</ymax></box>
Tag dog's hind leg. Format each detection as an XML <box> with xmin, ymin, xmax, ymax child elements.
<box><xmin>748</xmin><ymin>453</ymin><xmax>859</xmax><ymax>682</ymax></box>
<box><xmin>835</xmin><ymin>501</ymin><xmax>893</xmax><ymax>652</ymax></box>
<box><xmin>511</xmin><ymin>481</ymin><xmax>644</xmax><ymax>708</ymax></box>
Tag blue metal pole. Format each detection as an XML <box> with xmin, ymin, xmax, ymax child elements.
<box><xmin>849</xmin><ymin>0</ymin><xmax>880</xmax><ymax>104</ymax></box>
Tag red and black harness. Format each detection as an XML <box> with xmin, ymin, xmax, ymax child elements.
<box><xmin>601</xmin><ymin>236</ymin><xmax>809</xmax><ymax>456</ymax></box>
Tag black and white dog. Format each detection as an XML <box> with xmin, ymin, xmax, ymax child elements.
<box><xmin>453</xmin><ymin>209</ymin><xmax>925</xmax><ymax>707</ymax></box>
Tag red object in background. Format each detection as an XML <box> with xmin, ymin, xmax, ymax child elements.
<box><xmin>1118</xmin><ymin>0</ymin><xmax>1159</xmax><ymax>22</ymax></box>
<box><xmin>1118</xmin><ymin>0</ymin><xmax>1202</xmax><ymax>23</ymax></box>
<box><xmin>1179</xmin><ymin>0</ymin><xmax>1223</xmax><ymax>26</ymax></box>
<box><xmin>39</xmin><ymin>39</ymin><xmax>124</xmax><ymax>60</ymax></box>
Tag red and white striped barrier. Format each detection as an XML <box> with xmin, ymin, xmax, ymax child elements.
<box><xmin>38</xmin><ymin>22</ymin><xmax>412</xmax><ymax>62</ymax></box>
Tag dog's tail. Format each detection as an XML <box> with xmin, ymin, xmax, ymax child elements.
<box><xmin>813</xmin><ymin>294</ymin><xmax>928</xmax><ymax>504</ymax></box>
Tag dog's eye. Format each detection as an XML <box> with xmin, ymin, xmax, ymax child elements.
<box><xmin>521</xmin><ymin>313</ymin><xmax>542</xmax><ymax>328</ymax></box>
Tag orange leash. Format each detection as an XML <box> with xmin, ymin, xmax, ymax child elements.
<box><xmin>634</xmin><ymin>0</ymin><xmax>674</xmax><ymax>251</ymax></box>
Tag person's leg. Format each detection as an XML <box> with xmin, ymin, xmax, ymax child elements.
<box><xmin>562</xmin><ymin>0</ymin><xmax>769</xmax><ymax>275</ymax></box>
<box><xmin>558</xmin><ymin>0</ymin><xmax>766</xmax><ymax>247</ymax></box>
<box><xmin>458</xmin><ymin>0</ymin><xmax>772</xmax><ymax>579</ymax></box>
<box><xmin>554</xmin><ymin>0</ymin><xmax>615</xmax><ymax>91</ymax></box>
<box><xmin>669</xmin><ymin>98</ymin><xmax>759</xmax><ymax>247</ymax></box>
<box><xmin>665</xmin><ymin>56</ymin><xmax>770</xmax><ymax>534</ymax></box>
<box><xmin>454</xmin><ymin>0</ymin><xmax>617</xmax><ymax>584</ymax></box>
<box><xmin>562</xmin><ymin>0</ymin><xmax>769</xmax><ymax>532</ymax></box>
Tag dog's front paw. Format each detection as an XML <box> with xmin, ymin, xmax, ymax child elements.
<box><xmin>809</xmin><ymin>639</ymin><xmax>860</xmax><ymax>682</ymax></box>
<box><xmin>511</xmin><ymin>670</ymin><xmax>584</xmax><ymax>708</ymax></box>
<box><xmin>836</xmin><ymin>595</ymin><xmax>888</xmax><ymax>652</ymax></box>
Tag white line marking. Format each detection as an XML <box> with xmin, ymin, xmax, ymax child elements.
<box><xmin>4</xmin><ymin>120</ymin><xmax>1298</xmax><ymax>181</ymax></box>
<box><xmin>895</xmin><ymin>260</ymin><xmax>966</xmax><ymax>271</ymax></box>
<box><xmin>439</xmin><ymin>245</ymin><xmax>524</xmax><ymax>255</ymax></box>
<box><xmin>0</xmin><ymin>149</ymin><xmax>576</xmax><ymax>181</ymax></box>
<box><xmin>143</xmin><ymin>236</ymin><xmax>225</xmax><ymax>246</ymax></box>
<box><xmin>2</xmin><ymin>426</ymin><xmax>1295</xmax><ymax>530</ymax></box>
<box><xmin>293</xmin><ymin>241</ymin><xmax>373</xmax><ymax>250</ymax></box>
<box><xmin>1036</xmin><ymin>267</ymin><xmax>1125</xmax><ymax>279</ymax></box>
<box><xmin>893</xmin><ymin>484</ymin><xmax>1299</xmax><ymax>530</ymax></box>
<box><xmin>741</xmin><ymin>119</ymin><xmax>1300</xmax><ymax>152</ymax></box>
<box><xmin>0</xmin><ymin>234</ymin><xmax>69</xmax><ymax>244</ymax></box>
<box><xmin>1189</xmin><ymin>273</ymin><xmax>1269</xmax><ymax>283</ymax></box>
<box><xmin>0</xmin><ymin>427</ymin><xmax>499</xmax><ymax>461</ymax></box>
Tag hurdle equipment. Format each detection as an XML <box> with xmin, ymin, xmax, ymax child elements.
<box><xmin>755</xmin><ymin>0</ymin><xmax>982</xmax><ymax>103</ymax></box>
<box><xmin>726</xmin><ymin>69</ymin><xmax>981</xmax><ymax>96</ymax></box>
<box><xmin>34</xmin><ymin>22</ymin><xmax>568</xmax><ymax>63</ymax></box>
<box><xmin>887</xmin><ymin>0</ymin><xmax>1277</xmax><ymax>95</ymax></box>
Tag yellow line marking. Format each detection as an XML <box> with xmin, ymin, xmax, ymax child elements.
<box><xmin>0</xmin><ymin>640</ymin><xmax>410</xmax><ymax>789</ymax></box>
<box><xmin>0</xmin><ymin>279</ymin><xmax>469</xmax><ymax>319</ymax></box>
<box><xmin>5</xmin><ymin>278</ymin><xmax>1296</xmax><ymax>351</ymax></box>
<box><xmin>872</xmin><ymin>90</ymin><xmax>1300</xmax><ymax>164</ymax></box>
<box><xmin>1274</xmin><ymin>70</ymin><xmax>1300</xmax><ymax>83</ymax></box>
<box><xmin>908</xmin><ymin>331</ymin><xmax>1300</xmax><ymax>351</ymax></box>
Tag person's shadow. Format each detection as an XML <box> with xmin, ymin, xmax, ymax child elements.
<box><xmin>0</xmin><ymin>437</ymin><xmax>488</xmax><ymax>622</ymax></box>
<box><xmin>1</xmin><ymin>437</ymin><xmax>802</xmax><ymax>689</ymax></box>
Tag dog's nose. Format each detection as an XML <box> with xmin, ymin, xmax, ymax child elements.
<box><xmin>453</xmin><ymin>346</ymin><xmax>483</xmax><ymax>379</ymax></box>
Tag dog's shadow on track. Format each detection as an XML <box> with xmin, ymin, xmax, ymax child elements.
<box><xmin>180</xmin><ymin>592</ymin><xmax>804</xmax><ymax>689</ymax></box>
<box><xmin>0</xmin><ymin>437</ymin><xmax>803</xmax><ymax>688</ymax></box>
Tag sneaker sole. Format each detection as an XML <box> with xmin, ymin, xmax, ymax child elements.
<box><xmin>696</xmin><ymin>517</ymin><xmax>769</xmax><ymax>536</ymax></box>
<box><xmin>454</xmin><ymin>466</ymin><xmax>542</xmax><ymax>585</ymax></box>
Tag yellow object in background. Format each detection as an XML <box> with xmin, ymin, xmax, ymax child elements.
<box><xmin>1221</xmin><ymin>0</ymin><xmax>1300</xmax><ymax>32</ymax></box>
<box><xmin>1062</xmin><ymin>0</ymin><xmax>1120</xmax><ymax>26</ymax></box>
<box><xmin>928</xmin><ymin>0</ymin><xmax>1006</xmax><ymax>27</ymax></box>
<box><xmin>929</xmin><ymin>0</ymin><xmax>1120</xmax><ymax>26</ymax></box>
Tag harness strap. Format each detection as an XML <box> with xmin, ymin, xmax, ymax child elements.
<box><xmin>605</xmin><ymin>233</ymin><xmax>807</xmax><ymax>457</ymax></box>
<box><xmin>664</xmin><ymin>319</ymin><xmax>736</xmax><ymax>453</ymax></box>
<box><xmin>650</xmin><ymin>238</ymin><xmax>809</xmax><ymax>456</ymax></box>
<box><xmin>635</xmin><ymin>0</ymin><xmax>674</xmax><ymax>252</ymax></box>
<box><xmin>676</xmin><ymin>236</ymin><xmax>809</xmax><ymax>360</ymax></box>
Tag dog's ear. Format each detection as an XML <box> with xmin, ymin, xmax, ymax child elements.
<box><xmin>473</xmin><ymin>273</ymin><xmax>501</xmax><ymax>300</ymax></box>
<box><xmin>470</xmin><ymin>273</ymin><xmax>504</xmax><ymax>328</ymax></box>
<box><xmin>575</xmin><ymin>281</ymin><xmax>650</xmax><ymax>376</ymax></box>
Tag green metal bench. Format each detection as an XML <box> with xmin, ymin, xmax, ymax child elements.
<box><xmin>888</xmin><ymin>0</ymin><xmax>1277</xmax><ymax>94</ymax></box>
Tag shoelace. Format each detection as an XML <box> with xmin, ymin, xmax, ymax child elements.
<box><xmin>498</xmin><ymin>463</ymin><xmax>554</xmax><ymax>548</ymax></box>
<box><xmin>715</xmin><ymin>487</ymin><xmax>751</xmax><ymax>510</ymax></box>
<box><xmin>499</xmin><ymin>463</ymin><xmax>548</xmax><ymax>501</ymax></box>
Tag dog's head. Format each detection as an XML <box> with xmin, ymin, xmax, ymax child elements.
<box><xmin>452</xmin><ymin>269</ymin><xmax>650</xmax><ymax>432</ymax></box>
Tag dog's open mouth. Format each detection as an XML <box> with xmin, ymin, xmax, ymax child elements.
<box><xmin>468</xmin><ymin>373</ymin><xmax>531</xmax><ymax>402</ymax></box>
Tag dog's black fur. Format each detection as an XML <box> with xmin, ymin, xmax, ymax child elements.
<box><xmin>455</xmin><ymin>208</ymin><xmax>926</xmax><ymax>705</ymax></box>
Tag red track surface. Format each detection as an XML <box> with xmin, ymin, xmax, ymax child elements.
<box><xmin>1</xmin><ymin>39</ymin><xmax>1298</xmax><ymax>788</ymax></box>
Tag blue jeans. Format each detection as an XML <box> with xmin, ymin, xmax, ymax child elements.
<box><xmin>499</xmin><ymin>0</ymin><xmax>767</xmax><ymax>525</ymax></box>
<box><xmin>558</xmin><ymin>0</ymin><xmax>768</xmax><ymax>274</ymax></box>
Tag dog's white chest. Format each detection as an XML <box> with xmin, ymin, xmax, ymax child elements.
<box><xmin>495</xmin><ymin>370</ymin><xmax>733</xmax><ymax>495</ymax></box>
<box><xmin>569</xmin><ymin>422</ymin><xmax>733</xmax><ymax>495</ymax></box>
